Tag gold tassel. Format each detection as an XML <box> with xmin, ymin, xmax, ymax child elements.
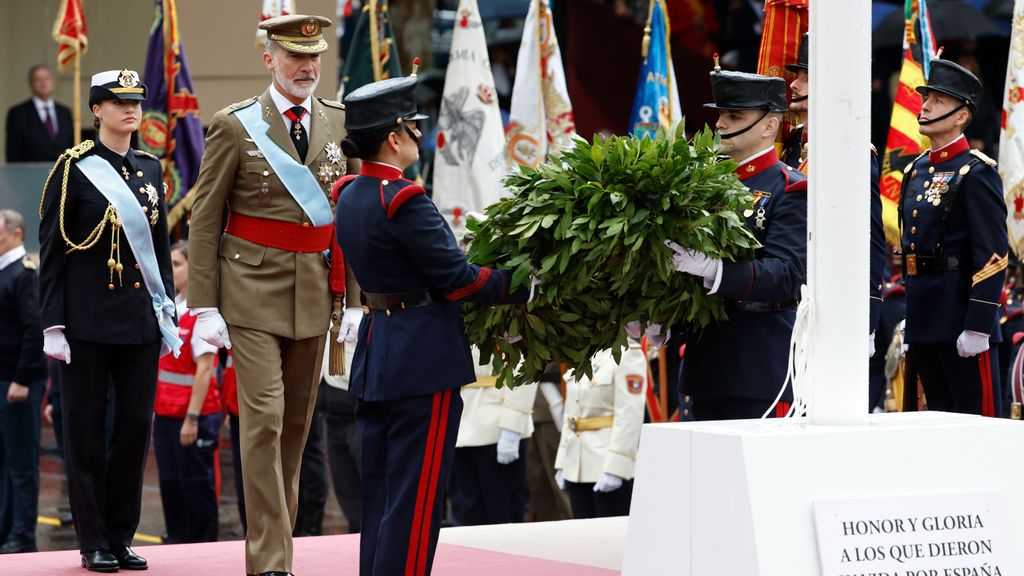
<box><xmin>328</xmin><ymin>295</ymin><xmax>346</xmax><ymax>376</ymax></box>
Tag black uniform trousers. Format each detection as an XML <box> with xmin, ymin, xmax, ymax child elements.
<box><xmin>688</xmin><ymin>395</ymin><xmax>790</xmax><ymax>421</ymax></box>
<box><xmin>60</xmin><ymin>338</ymin><xmax>159</xmax><ymax>552</ymax></box>
<box><xmin>322</xmin><ymin>383</ymin><xmax>362</xmax><ymax>533</ymax></box>
<box><xmin>909</xmin><ymin>342</ymin><xmax>1001</xmax><ymax>417</ymax></box>
<box><xmin>357</xmin><ymin>388</ymin><xmax>462</xmax><ymax>576</ymax></box>
<box><xmin>153</xmin><ymin>413</ymin><xmax>221</xmax><ymax>543</ymax></box>
<box><xmin>452</xmin><ymin>441</ymin><xmax>528</xmax><ymax>526</ymax></box>
<box><xmin>564</xmin><ymin>479</ymin><xmax>634</xmax><ymax>519</ymax></box>
<box><xmin>0</xmin><ymin>377</ymin><xmax>44</xmax><ymax>546</ymax></box>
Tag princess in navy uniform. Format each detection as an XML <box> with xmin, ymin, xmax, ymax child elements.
<box><xmin>38</xmin><ymin>69</ymin><xmax>179</xmax><ymax>572</ymax></box>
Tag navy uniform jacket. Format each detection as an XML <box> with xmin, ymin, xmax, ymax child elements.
<box><xmin>899</xmin><ymin>135</ymin><xmax>1008</xmax><ymax>344</ymax></box>
<box><xmin>0</xmin><ymin>254</ymin><xmax>46</xmax><ymax>383</ymax></box>
<box><xmin>39</xmin><ymin>140</ymin><xmax>174</xmax><ymax>345</ymax></box>
<box><xmin>334</xmin><ymin>162</ymin><xmax>528</xmax><ymax>402</ymax></box>
<box><xmin>780</xmin><ymin>125</ymin><xmax>805</xmax><ymax>169</ymax></box>
<box><xmin>682</xmin><ymin>149</ymin><xmax>807</xmax><ymax>401</ymax></box>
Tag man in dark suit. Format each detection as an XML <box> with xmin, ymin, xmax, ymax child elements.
<box><xmin>6</xmin><ymin>65</ymin><xmax>74</xmax><ymax>163</ymax></box>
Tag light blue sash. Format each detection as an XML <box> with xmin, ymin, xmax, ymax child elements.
<box><xmin>233</xmin><ymin>103</ymin><xmax>333</xmax><ymax>227</ymax></box>
<box><xmin>77</xmin><ymin>155</ymin><xmax>183</xmax><ymax>358</ymax></box>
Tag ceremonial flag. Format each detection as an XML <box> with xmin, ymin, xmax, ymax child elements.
<box><xmin>628</xmin><ymin>0</ymin><xmax>681</xmax><ymax>138</ymax></box>
<box><xmin>756</xmin><ymin>0</ymin><xmax>808</xmax><ymax>83</ymax></box>
<box><xmin>257</xmin><ymin>0</ymin><xmax>295</xmax><ymax>48</ymax></box>
<box><xmin>53</xmin><ymin>0</ymin><xmax>88</xmax><ymax>71</ymax></box>
<box><xmin>433</xmin><ymin>0</ymin><xmax>508</xmax><ymax>225</ymax></box>
<box><xmin>505</xmin><ymin>0</ymin><xmax>576</xmax><ymax>168</ymax></box>
<box><xmin>339</xmin><ymin>0</ymin><xmax>402</xmax><ymax>97</ymax></box>
<box><xmin>1001</xmin><ymin>0</ymin><xmax>1024</xmax><ymax>255</ymax></box>
<box><xmin>141</xmin><ymin>0</ymin><xmax>204</xmax><ymax>230</ymax></box>
<box><xmin>880</xmin><ymin>0</ymin><xmax>936</xmax><ymax>246</ymax></box>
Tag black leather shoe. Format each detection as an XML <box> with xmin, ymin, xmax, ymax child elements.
<box><xmin>81</xmin><ymin>550</ymin><xmax>119</xmax><ymax>572</ymax></box>
<box><xmin>0</xmin><ymin>540</ymin><xmax>37</xmax><ymax>554</ymax></box>
<box><xmin>112</xmin><ymin>547</ymin><xmax>147</xmax><ymax>570</ymax></box>
<box><xmin>258</xmin><ymin>572</ymin><xmax>293</xmax><ymax>576</ymax></box>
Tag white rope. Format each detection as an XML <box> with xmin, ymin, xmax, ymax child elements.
<box><xmin>762</xmin><ymin>284</ymin><xmax>815</xmax><ymax>419</ymax></box>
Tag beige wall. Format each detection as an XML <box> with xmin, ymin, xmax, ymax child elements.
<box><xmin>0</xmin><ymin>0</ymin><xmax>341</xmax><ymax>162</ymax></box>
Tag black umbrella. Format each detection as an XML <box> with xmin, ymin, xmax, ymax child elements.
<box><xmin>873</xmin><ymin>0</ymin><xmax>1004</xmax><ymax>49</ymax></box>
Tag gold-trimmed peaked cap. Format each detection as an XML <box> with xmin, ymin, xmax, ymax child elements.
<box><xmin>260</xmin><ymin>14</ymin><xmax>332</xmax><ymax>54</ymax></box>
<box><xmin>89</xmin><ymin>69</ymin><xmax>147</xmax><ymax>106</ymax></box>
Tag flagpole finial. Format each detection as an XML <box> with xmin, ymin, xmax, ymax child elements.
<box><xmin>411</xmin><ymin>56</ymin><xmax>421</xmax><ymax>77</ymax></box>
<box><xmin>935</xmin><ymin>46</ymin><xmax>944</xmax><ymax>59</ymax></box>
<box><xmin>713</xmin><ymin>52</ymin><xmax>721</xmax><ymax>72</ymax></box>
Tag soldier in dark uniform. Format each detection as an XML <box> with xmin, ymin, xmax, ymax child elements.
<box><xmin>0</xmin><ymin>209</ymin><xmax>46</xmax><ymax>554</ymax></box>
<box><xmin>785</xmin><ymin>31</ymin><xmax>889</xmax><ymax>399</ymax></box>
<box><xmin>39</xmin><ymin>69</ymin><xmax>178</xmax><ymax>572</ymax></box>
<box><xmin>333</xmin><ymin>75</ymin><xmax>530</xmax><ymax>576</ymax></box>
<box><xmin>669</xmin><ymin>64</ymin><xmax>807</xmax><ymax>421</ymax></box>
<box><xmin>899</xmin><ymin>59</ymin><xmax>1009</xmax><ymax>417</ymax></box>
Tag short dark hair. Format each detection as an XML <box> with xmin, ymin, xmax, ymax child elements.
<box><xmin>28</xmin><ymin>65</ymin><xmax>50</xmax><ymax>84</ymax></box>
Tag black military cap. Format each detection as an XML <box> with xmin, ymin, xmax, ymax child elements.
<box><xmin>916</xmin><ymin>59</ymin><xmax>983</xmax><ymax>112</ymax></box>
<box><xmin>343</xmin><ymin>76</ymin><xmax>429</xmax><ymax>133</ymax></box>
<box><xmin>786</xmin><ymin>33</ymin><xmax>809</xmax><ymax>73</ymax></box>
<box><xmin>89</xmin><ymin>69</ymin><xmax>147</xmax><ymax>106</ymax></box>
<box><xmin>704</xmin><ymin>70</ymin><xmax>789</xmax><ymax>113</ymax></box>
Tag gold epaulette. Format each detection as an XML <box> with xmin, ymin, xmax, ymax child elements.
<box><xmin>903</xmin><ymin>150</ymin><xmax>929</xmax><ymax>174</ymax></box>
<box><xmin>970</xmin><ymin>149</ymin><xmax>997</xmax><ymax>167</ymax></box>
<box><xmin>21</xmin><ymin>256</ymin><xmax>36</xmax><ymax>271</ymax></box>
<box><xmin>317</xmin><ymin>96</ymin><xmax>345</xmax><ymax>110</ymax></box>
<box><xmin>65</xmin><ymin>139</ymin><xmax>95</xmax><ymax>160</ymax></box>
<box><xmin>227</xmin><ymin>96</ymin><xmax>258</xmax><ymax>113</ymax></box>
<box><xmin>133</xmin><ymin>149</ymin><xmax>159</xmax><ymax>161</ymax></box>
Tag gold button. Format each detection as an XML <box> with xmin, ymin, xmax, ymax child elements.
<box><xmin>108</xmin><ymin>283</ymin><xmax>115</xmax><ymax>291</ymax></box>
<box><xmin>133</xmin><ymin>282</ymin><xmax>141</xmax><ymax>289</ymax></box>
<box><xmin>683</xmin><ymin>409</ymin><xmax>690</xmax><ymax>416</ymax></box>
<box><xmin>382</xmin><ymin>180</ymin><xmax>390</xmax><ymax>186</ymax></box>
<box><xmin>234</xmin><ymin>253</ymin><xmax>240</xmax><ymax>260</ymax></box>
<box><xmin>263</xmin><ymin>170</ymin><xmax>270</xmax><ymax>177</ymax></box>
<box><xmin>911</xmin><ymin>226</ymin><xmax>917</xmax><ymax>234</ymax></box>
<box><xmin>142</xmin><ymin>206</ymin><xmax>148</xmax><ymax>213</ymax></box>
<box><xmin>912</xmin><ymin>210</ymin><xmax>918</xmax><ymax>217</ymax></box>
<box><xmin>302</xmin><ymin>222</ymin><xmax>310</xmax><ymax>227</ymax></box>
<box><xmin>916</xmin><ymin>194</ymin><xmax>923</xmax><ymax>202</ymax></box>
<box><xmin>928</xmin><ymin>166</ymin><xmax>935</xmax><ymax>173</ymax></box>
<box><xmin>911</xmin><ymin>170</ymin><xmax>917</xmax><ymax>178</ymax></box>
<box><xmin>136</xmin><ymin>170</ymin><xmax>143</xmax><ymax>178</ymax></box>
<box><xmin>910</xmin><ymin>242</ymin><xmax>916</xmax><ymax>250</ymax></box>
<box><xmin>684</xmin><ymin>395</ymin><xmax>691</xmax><ymax>403</ymax></box>
<box><xmin>134</xmin><ymin>263</ymin><xmax>140</xmax><ymax>270</ymax></box>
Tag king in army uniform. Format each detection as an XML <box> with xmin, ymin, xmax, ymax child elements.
<box><xmin>39</xmin><ymin>69</ymin><xmax>179</xmax><ymax>572</ymax></box>
<box><xmin>186</xmin><ymin>15</ymin><xmax>361</xmax><ymax>576</ymax></box>
<box><xmin>333</xmin><ymin>74</ymin><xmax>530</xmax><ymax>576</ymax></box>
<box><xmin>899</xmin><ymin>58</ymin><xmax>1009</xmax><ymax>416</ymax></box>
<box><xmin>669</xmin><ymin>61</ymin><xmax>808</xmax><ymax>420</ymax></box>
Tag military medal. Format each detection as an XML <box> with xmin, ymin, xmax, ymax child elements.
<box><xmin>318</xmin><ymin>162</ymin><xmax>334</xmax><ymax>184</ymax></box>
<box><xmin>122</xmin><ymin>166</ymin><xmax>130</xmax><ymax>180</ymax></box>
<box><xmin>925</xmin><ymin>172</ymin><xmax>953</xmax><ymax>206</ymax></box>
<box><xmin>325</xmin><ymin>141</ymin><xmax>342</xmax><ymax>165</ymax></box>
<box><xmin>755</xmin><ymin>207</ymin><xmax>767</xmax><ymax>230</ymax></box>
<box><xmin>293</xmin><ymin>122</ymin><xmax>303</xmax><ymax>141</ymax></box>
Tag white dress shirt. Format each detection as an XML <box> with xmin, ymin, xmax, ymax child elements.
<box><xmin>32</xmin><ymin>96</ymin><xmax>57</xmax><ymax>132</ymax></box>
<box><xmin>0</xmin><ymin>245</ymin><xmax>26</xmax><ymax>272</ymax></box>
<box><xmin>268</xmin><ymin>83</ymin><xmax>311</xmax><ymax>136</ymax></box>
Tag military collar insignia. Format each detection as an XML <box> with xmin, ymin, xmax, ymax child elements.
<box><xmin>735</xmin><ymin>149</ymin><xmax>781</xmax><ymax>181</ymax></box>
<box><xmin>325</xmin><ymin>141</ymin><xmax>342</xmax><ymax>165</ymax></box>
<box><xmin>929</xmin><ymin>136</ymin><xmax>969</xmax><ymax>165</ymax></box>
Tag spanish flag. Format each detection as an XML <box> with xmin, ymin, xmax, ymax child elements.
<box><xmin>756</xmin><ymin>0</ymin><xmax>808</xmax><ymax>94</ymax></box>
<box><xmin>52</xmin><ymin>0</ymin><xmax>88</xmax><ymax>71</ymax></box>
<box><xmin>880</xmin><ymin>0</ymin><xmax>936</xmax><ymax>246</ymax></box>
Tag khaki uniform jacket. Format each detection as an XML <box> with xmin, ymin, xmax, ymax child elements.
<box><xmin>456</xmin><ymin>347</ymin><xmax>537</xmax><ymax>447</ymax></box>
<box><xmin>555</xmin><ymin>344</ymin><xmax>647</xmax><ymax>483</ymax></box>
<box><xmin>188</xmin><ymin>89</ymin><xmax>359</xmax><ymax>340</ymax></box>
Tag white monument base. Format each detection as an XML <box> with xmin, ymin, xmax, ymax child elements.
<box><xmin>621</xmin><ymin>412</ymin><xmax>1024</xmax><ymax>576</ymax></box>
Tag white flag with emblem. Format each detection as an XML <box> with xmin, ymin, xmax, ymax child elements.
<box><xmin>433</xmin><ymin>0</ymin><xmax>508</xmax><ymax>226</ymax></box>
<box><xmin>1001</xmin><ymin>0</ymin><xmax>1024</xmax><ymax>254</ymax></box>
<box><xmin>256</xmin><ymin>0</ymin><xmax>296</xmax><ymax>48</ymax></box>
<box><xmin>505</xmin><ymin>0</ymin><xmax>576</xmax><ymax>169</ymax></box>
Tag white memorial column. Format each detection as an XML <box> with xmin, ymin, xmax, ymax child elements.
<box><xmin>806</xmin><ymin>0</ymin><xmax>871</xmax><ymax>425</ymax></box>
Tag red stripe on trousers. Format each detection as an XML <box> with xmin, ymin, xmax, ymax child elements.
<box><xmin>776</xmin><ymin>402</ymin><xmax>791</xmax><ymax>418</ymax></box>
<box><xmin>405</xmin><ymin>391</ymin><xmax>444</xmax><ymax>576</ymax></box>
<box><xmin>414</xmin><ymin>389</ymin><xmax>453</xmax><ymax>575</ymax></box>
<box><xmin>979</xmin><ymin>351</ymin><xmax>994</xmax><ymax>417</ymax></box>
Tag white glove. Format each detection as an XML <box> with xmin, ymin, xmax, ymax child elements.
<box><xmin>593</xmin><ymin>472</ymin><xmax>624</xmax><ymax>493</ymax></box>
<box><xmin>956</xmin><ymin>330</ymin><xmax>990</xmax><ymax>358</ymax></box>
<box><xmin>555</xmin><ymin>469</ymin><xmax>565</xmax><ymax>491</ymax></box>
<box><xmin>528</xmin><ymin>275</ymin><xmax>542</xmax><ymax>303</ymax></box>
<box><xmin>625</xmin><ymin>320</ymin><xmax>644</xmax><ymax>339</ymax></box>
<box><xmin>645</xmin><ymin>323</ymin><xmax>668</xmax><ymax>347</ymax></box>
<box><xmin>670</xmin><ymin>247</ymin><xmax>721</xmax><ymax>286</ymax></box>
<box><xmin>869</xmin><ymin>331</ymin><xmax>876</xmax><ymax>358</ymax></box>
<box><xmin>496</xmin><ymin>428</ymin><xmax>521</xmax><ymax>465</ymax></box>
<box><xmin>539</xmin><ymin>382</ymin><xmax>564</xmax><ymax>433</ymax></box>
<box><xmin>193</xmin><ymin>308</ymin><xmax>231</xmax><ymax>349</ymax></box>
<box><xmin>337</xmin><ymin>307</ymin><xmax>364</xmax><ymax>344</ymax></box>
<box><xmin>43</xmin><ymin>327</ymin><xmax>71</xmax><ymax>364</ymax></box>
<box><xmin>898</xmin><ymin>319</ymin><xmax>908</xmax><ymax>353</ymax></box>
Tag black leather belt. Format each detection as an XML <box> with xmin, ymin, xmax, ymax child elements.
<box><xmin>362</xmin><ymin>289</ymin><xmax>442</xmax><ymax>314</ymax></box>
<box><xmin>903</xmin><ymin>254</ymin><xmax>959</xmax><ymax>276</ymax></box>
<box><xmin>733</xmin><ymin>299</ymin><xmax>799</xmax><ymax>312</ymax></box>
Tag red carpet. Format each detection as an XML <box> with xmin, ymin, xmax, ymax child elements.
<box><xmin>0</xmin><ymin>534</ymin><xmax>618</xmax><ymax>575</ymax></box>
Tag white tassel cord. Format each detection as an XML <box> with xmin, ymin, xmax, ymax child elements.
<box><xmin>762</xmin><ymin>284</ymin><xmax>815</xmax><ymax>419</ymax></box>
